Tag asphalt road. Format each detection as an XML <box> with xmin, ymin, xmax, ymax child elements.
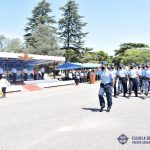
<box><xmin>0</xmin><ymin>83</ymin><xmax>150</xmax><ymax>150</ymax></box>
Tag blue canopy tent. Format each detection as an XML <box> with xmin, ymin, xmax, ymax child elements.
<box><xmin>57</xmin><ymin>62</ymin><xmax>100</xmax><ymax>70</ymax></box>
<box><xmin>56</xmin><ymin>62</ymin><xmax>83</xmax><ymax>70</ymax></box>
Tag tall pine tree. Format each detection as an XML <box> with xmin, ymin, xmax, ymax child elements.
<box><xmin>24</xmin><ymin>0</ymin><xmax>56</xmax><ymax>49</ymax></box>
<box><xmin>58</xmin><ymin>0</ymin><xmax>88</xmax><ymax>62</ymax></box>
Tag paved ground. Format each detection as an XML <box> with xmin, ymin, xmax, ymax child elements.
<box><xmin>0</xmin><ymin>83</ymin><xmax>150</xmax><ymax>150</ymax></box>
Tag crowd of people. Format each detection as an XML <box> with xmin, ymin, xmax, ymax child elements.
<box><xmin>0</xmin><ymin>66</ymin><xmax>45</xmax><ymax>98</ymax></box>
<box><xmin>95</xmin><ymin>61</ymin><xmax>150</xmax><ymax>112</ymax></box>
<box><xmin>0</xmin><ymin>66</ymin><xmax>45</xmax><ymax>83</ymax></box>
<box><xmin>59</xmin><ymin>61</ymin><xmax>150</xmax><ymax>112</ymax></box>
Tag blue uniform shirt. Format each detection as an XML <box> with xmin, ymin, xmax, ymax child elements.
<box><xmin>137</xmin><ymin>69</ymin><xmax>142</xmax><ymax>76</ymax></box>
<box><xmin>111</xmin><ymin>69</ymin><xmax>117</xmax><ymax>79</ymax></box>
<box><xmin>100</xmin><ymin>70</ymin><xmax>113</xmax><ymax>84</ymax></box>
<box><xmin>142</xmin><ymin>68</ymin><xmax>147</xmax><ymax>77</ymax></box>
<box><xmin>128</xmin><ymin>69</ymin><xmax>138</xmax><ymax>78</ymax></box>
<box><xmin>117</xmin><ymin>69</ymin><xmax>127</xmax><ymax>77</ymax></box>
<box><xmin>145</xmin><ymin>69</ymin><xmax>150</xmax><ymax>79</ymax></box>
<box><xmin>0</xmin><ymin>68</ymin><xmax>3</xmax><ymax>74</ymax></box>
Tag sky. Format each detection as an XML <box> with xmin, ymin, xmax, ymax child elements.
<box><xmin>0</xmin><ymin>0</ymin><xmax>150</xmax><ymax>55</ymax></box>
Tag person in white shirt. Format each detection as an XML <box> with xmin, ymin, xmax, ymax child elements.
<box><xmin>23</xmin><ymin>68</ymin><xmax>28</xmax><ymax>81</ymax></box>
<box><xmin>40</xmin><ymin>66</ymin><xmax>45</xmax><ymax>79</ymax></box>
<box><xmin>0</xmin><ymin>75</ymin><xmax>9</xmax><ymax>98</ymax></box>
<box><xmin>68</xmin><ymin>71</ymin><xmax>73</xmax><ymax>80</ymax></box>
<box><xmin>0</xmin><ymin>67</ymin><xmax>4</xmax><ymax>79</ymax></box>
<box><xmin>11</xmin><ymin>67</ymin><xmax>17</xmax><ymax>83</ymax></box>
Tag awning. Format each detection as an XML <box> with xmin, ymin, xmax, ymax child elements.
<box><xmin>57</xmin><ymin>62</ymin><xmax>100</xmax><ymax>70</ymax></box>
<box><xmin>56</xmin><ymin>62</ymin><xmax>82</xmax><ymax>70</ymax></box>
<box><xmin>0</xmin><ymin>52</ymin><xmax>65</xmax><ymax>67</ymax></box>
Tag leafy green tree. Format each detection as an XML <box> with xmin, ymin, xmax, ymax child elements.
<box><xmin>95</xmin><ymin>50</ymin><xmax>110</xmax><ymax>63</ymax></box>
<box><xmin>79</xmin><ymin>50</ymin><xmax>110</xmax><ymax>63</ymax></box>
<box><xmin>58</xmin><ymin>0</ymin><xmax>88</xmax><ymax>62</ymax></box>
<box><xmin>24</xmin><ymin>0</ymin><xmax>56</xmax><ymax>48</ymax></box>
<box><xmin>6</xmin><ymin>38</ymin><xmax>23</xmax><ymax>53</ymax></box>
<box><xmin>78</xmin><ymin>47</ymin><xmax>93</xmax><ymax>63</ymax></box>
<box><xmin>115</xmin><ymin>43</ymin><xmax>149</xmax><ymax>56</ymax></box>
<box><xmin>121</xmin><ymin>48</ymin><xmax>150</xmax><ymax>65</ymax></box>
<box><xmin>28</xmin><ymin>24</ymin><xmax>63</xmax><ymax>56</ymax></box>
<box><xmin>0</xmin><ymin>35</ymin><xmax>6</xmax><ymax>51</ymax></box>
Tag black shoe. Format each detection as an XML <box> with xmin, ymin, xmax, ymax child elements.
<box><xmin>99</xmin><ymin>106</ymin><xmax>105</xmax><ymax>112</ymax></box>
<box><xmin>106</xmin><ymin>107</ymin><xmax>111</xmax><ymax>112</ymax></box>
<box><xmin>114</xmin><ymin>95</ymin><xmax>117</xmax><ymax>98</ymax></box>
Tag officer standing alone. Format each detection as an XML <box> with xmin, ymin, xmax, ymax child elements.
<box><xmin>95</xmin><ymin>61</ymin><xmax>114</xmax><ymax>112</ymax></box>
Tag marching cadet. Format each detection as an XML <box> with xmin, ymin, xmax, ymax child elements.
<box><xmin>128</xmin><ymin>63</ymin><xmax>139</xmax><ymax>97</ymax></box>
<box><xmin>145</xmin><ymin>63</ymin><xmax>150</xmax><ymax>96</ymax></box>
<box><xmin>0</xmin><ymin>66</ymin><xmax>4</xmax><ymax>79</ymax></box>
<box><xmin>95</xmin><ymin>61</ymin><xmax>114</xmax><ymax>112</ymax></box>
<box><xmin>137</xmin><ymin>64</ymin><xmax>142</xmax><ymax>92</ymax></box>
<box><xmin>137</xmin><ymin>64</ymin><xmax>145</xmax><ymax>94</ymax></box>
<box><xmin>116</xmin><ymin>64</ymin><xmax>128</xmax><ymax>97</ymax></box>
<box><xmin>111</xmin><ymin>64</ymin><xmax>117</xmax><ymax>98</ymax></box>
<box><xmin>140</xmin><ymin>63</ymin><xmax>147</xmax><ymax>94</ymax></box>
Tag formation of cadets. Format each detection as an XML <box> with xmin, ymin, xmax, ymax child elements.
<box><xmin>95</xmin><ymin>61</ymin><xmax>150</xmax><ymax>112</ymax></box>
<box><xmin>63</xmin><ymin>62</ymin><xmax>150</xmax><ymax>98</ymax></box>
<box><xmin>109</xmin><ymin>62</ymin><xmax>150</xmax><ymax>98</ymax></box>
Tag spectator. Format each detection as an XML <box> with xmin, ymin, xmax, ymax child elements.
<box><xmin>23</xmin><ymin>67</ymin><xmax>28</xmax><ymax>81</ymax></box>
<box><xmin>40</xmin><ymin>66</ymin><xmax>45</xmax><ymax>79</ymax></box>
<box><xmin>0</xmin><ymin>66</ymin><xmax>4</xmax><ymax>79</ymax></box>
<box><xmin>0</xmin><ymin>75</ymin><xmax>9</xmax><ymax>98</ymax></box>
<box><xmin>11</xmin><ymin>66</ymin><xmax>17</xmax><ymax>83</ymax></box>
<box><xmin>33</xmin><ymin>68</ymin><xmax>37</xmax><ymax>80</ymax></box>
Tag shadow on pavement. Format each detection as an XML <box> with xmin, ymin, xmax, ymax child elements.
<box><xmin>114</xmin><ymin>95</ymin><xmax>147</xmax><ymax>100</ymax></box>
<box><xmin>82</xmin><ymin>108</ymin><xmax>100</xmax><ymax>112</ymax></box>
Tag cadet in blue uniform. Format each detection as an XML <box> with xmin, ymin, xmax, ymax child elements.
<box><xmin>116</xmin><ymin>64</ymin><xmax>128</xmax><ymax>97</ymax></box>
<box><xmin>128</xmin><ymin>63</ymin><xmax>139</xmax><ymax>97</ymax></box>
<box><xmin>145</xmin><ymin>63</ymin><xmax>150</xmax><ymax>96</ymax></box>
<box><xmin>137</xmin><ymin>64</ymin><xmax>142</xmax><ymax>93</ymax></box>
<box><xmin>96</xmin><ymin>61</ymin><xmax>113</xmax><ymax>112</ymax></box>
<box><xmin>111</xmin><ymin>64</ymin><xmax>117</xmax><ymax>97</ymax></box>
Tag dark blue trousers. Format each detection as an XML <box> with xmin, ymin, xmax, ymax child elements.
<box><xmin>13</xmin><ymin>73</ymin><xmax>16</xmax><ymax>83</ymax></box>
<box><xmin>129</xmin><ymin>78</ymin><xmax>138</xmax><ymax>96</ymax></box>
<box><xmin>99</xmin><ymin>83</ymin><xmax>112</xmax><ymax>108</ymax></box>
<box><xmin>145</xmin><ymin>80</ymin><xmax>150</xmax><ymax>96</ymax></box>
